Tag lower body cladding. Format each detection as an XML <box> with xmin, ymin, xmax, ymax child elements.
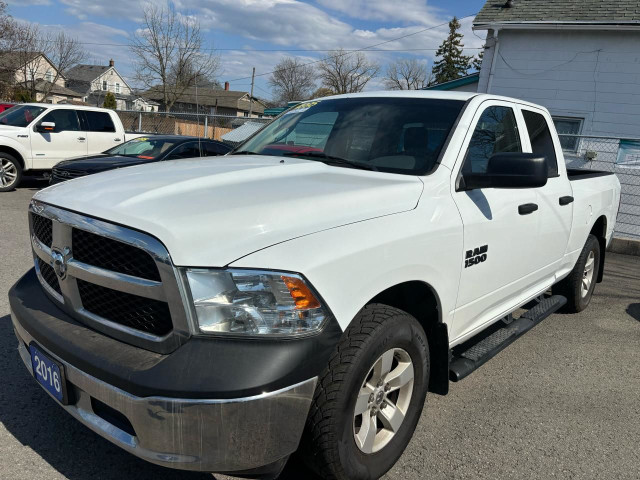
<box><xmin>9</xmin><ymin>270</ymin><xmax>342</xmax><ymax>475</ymax></box>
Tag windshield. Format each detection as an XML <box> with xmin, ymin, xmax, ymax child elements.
<box><xmin>236</xmin><ymin>97</ymin><xmax>465</xmax><ymax>175</ymax></box>
<box><xmin>0</xmin><ymin>105</ymin><xmax>46</xmax><ymax>127</ymax></box>
<box><xmin>105</xmin><ymin>137</ymin><xmax>182</xmax><ymax>159</ymax></box>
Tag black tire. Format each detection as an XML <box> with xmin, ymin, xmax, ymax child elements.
<box><xmin>300</xmin><ymin>304</ymin><xmax>429</xmax><ymax>480</ymax></box>
<box><xmin>0</xmin><ymin>153</ymin><xmax>23</xmax><ymax>192</ymax></box>
<box><xmin>553</xmin><ymin>234</ymin><xmax>601</xmax><ymax>313</ymax></box>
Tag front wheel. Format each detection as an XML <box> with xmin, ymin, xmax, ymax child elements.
<box><xmin>0</xmin><ymin>154</ymin><xmax>22</xmax><ymax>192</ymax></box>
<box><xmin>554</xmin><ymin>234</ymin><xmax>601</xmax><ymax>313</ymax></box>
<box><xmin>300</xmin><ymin>304</ymin><xmax>429</xmax><ymax>480</ymax></box>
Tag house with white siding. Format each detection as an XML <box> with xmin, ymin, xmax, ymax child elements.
<box><xmin>66</xmin><ymin>60</ymin><xmax>158</xmax><ymax>111</ymax></box>
<box><xmin>473</xmin><ymin>0</ymin><xmax>640</xmax><ymax>239</ymax></box>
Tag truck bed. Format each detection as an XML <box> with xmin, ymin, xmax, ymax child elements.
<box><xmin>567</xmin><ymin>168</ymin><xmax>615</xmax><ymax>181</ymax></box>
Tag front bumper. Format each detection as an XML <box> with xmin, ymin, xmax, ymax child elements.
<box><xmin>8</xmin><ymin>270</ymin><xmax>341</xmax><ymax>473</ymax></box>
<box><xmin>12</xmin><ymin>318</ymin><xmax>316</xmax><ymax>473</ymax></box>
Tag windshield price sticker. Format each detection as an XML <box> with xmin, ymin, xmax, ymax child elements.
<box><xmin>283</xmin><ymin>101</ymin><xmax>320</xmax><ymax>116</ymax></box>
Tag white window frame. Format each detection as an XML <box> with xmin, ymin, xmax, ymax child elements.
<box><xmin>552</xmin><ymin>116</ymin><xmax>583</xmax><ymax>153</ymax></box>
<box><xmin>102</xmin><ymin>80</ymin><xmax>108</xmax><ymax>91</ymax></box>
<box><xmin>45</xmin><ymin>70</ymin><xmax>53</xmax><ymax>83</ymax></box>
<box><xmin>115</xmin><ymin>83</ymin><xmax>120</xmax><ymax>94</ymax></box>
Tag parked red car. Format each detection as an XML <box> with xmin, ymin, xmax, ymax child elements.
<box><xmin>0</xmin><ymin>103</ymin><xmax>16</xmax><ymax>113</ymax></box>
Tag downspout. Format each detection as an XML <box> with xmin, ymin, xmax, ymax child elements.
<box><xmin>486</xmin><ymin>27</ymin><xmax>501</xmax><ymax>93</ymax></box>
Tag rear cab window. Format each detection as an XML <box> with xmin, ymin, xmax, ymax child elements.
<box><xmin>83</xmin><ymin>111</ymin><xmax>116</xmax><ymax>132</ymax></box>
<box><xmin>522</xmin><ymin>109</ymin><xmax>559</xmax><ymax>177</ymax></box>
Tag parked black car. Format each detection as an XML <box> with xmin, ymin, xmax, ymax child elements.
<box><xmin>50</xmin><ymin>135</ymin><xmax>231</xmax><ymax>184</ymax></box>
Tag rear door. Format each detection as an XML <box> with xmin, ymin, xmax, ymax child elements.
<box><xmin>520</xmin><ymin>107</ymin><xmax>573</xmax><ymax>278</ymax></box>
<box><xmin>30</xmin><ymin>109</ymin><xmax>87</xmax><ymax>167</ymax></box>
<box><xmin>82</xmin><ymin>110</ymin><xmax>120</xmax><ymax>154</ymax></box>
<box><xmin>450</xmin><ymin>101</ymin><xmax>540</xmax><ymax>341</ymax></box>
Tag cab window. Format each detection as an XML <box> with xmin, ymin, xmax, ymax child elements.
<box><xmin>522</xmin><ymin>110</ymin><xmax>559</xmax><ymax>177</ymax></box>
<box><xmin>463</xmin><ymin>106</ymin><xmax>522</xmax><ymax>173</ymax></box>
<box><xmin>38</xmin><ymin>109</ymin><xmax>81</xmax><ymax>132</ymax></box>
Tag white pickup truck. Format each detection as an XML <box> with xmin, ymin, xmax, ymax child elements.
<box><xmin>9</xmin><ymin>91</ymin><xmax>621</xmax><ymax>480</ymax></box>
<box><xmin>0</xmin><ymin>103</ymin><xmax>143</xmax><ymax>191</ymax></box>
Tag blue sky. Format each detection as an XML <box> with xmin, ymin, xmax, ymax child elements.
<box><xmin>5</xmin><ymin>0</ymin><xmax>487</xmax><ymax>98</ymax></box>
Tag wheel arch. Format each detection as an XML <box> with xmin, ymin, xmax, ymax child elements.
<box><xmin>0</xmin><ymin>145</ymin><xmax>25</xmax><ymax>169</ymax></box>
<box><xmin>367</xmin><ymin>280</ymin><xmax>450</xmax><ymax>396</ymax></box>
<box><xmin>590</xmin><ymin>215</ymin><xmax>607</xmax><ymax>283</ymax></box>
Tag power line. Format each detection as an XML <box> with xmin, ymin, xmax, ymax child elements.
<box><xmin>224</xmin><ymin>13</ymin><xmax>479</xmax><ymax>82</ymax></box>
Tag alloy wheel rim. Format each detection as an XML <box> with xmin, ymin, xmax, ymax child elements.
<box><xmin>0</xmin><ymin>159</ymin><xmax>17</xmax><ymax>187</ymax></box>
<box><xmin>353</xmin><ymin>347</ymin><xmax>414</xmax><ymax>454</ymax></box>
<box><xmin>581</xmin><ymin>250</ymin><xmax>595</xmax><ymax>298</ymax></box>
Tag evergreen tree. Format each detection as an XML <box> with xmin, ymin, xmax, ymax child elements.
<box><xmin>472</xmin><ymin>48</ymin><xmax>484</xmax><ymax>72</ymax></box>
<box><xmin>103</xmin><ymin>92</ymin><xmax>117</xmax><ymax>110</ymax></box>
<box><xmin>429</xmin><ymin>17</ymin><xmax>472</xmax><ymax>86</ymax></box>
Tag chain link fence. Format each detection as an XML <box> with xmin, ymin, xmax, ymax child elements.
<box><xmin>116</xmin><ymin>110</ymin><xmax>272</xmax><ymax>146</ymax></box>
<box><xmin>560</xmin><ymin>134</ymin><xmax>640</xmax><ymax>240</ymax></box>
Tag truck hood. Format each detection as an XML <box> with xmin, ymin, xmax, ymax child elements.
<box><xmin>35</xmin><ymin>155</ymin><xmax>424</xmax><ymax>266</ymax></box>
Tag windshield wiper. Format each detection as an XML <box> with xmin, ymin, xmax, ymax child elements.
<box><xmin>230</xmin><ymin>150</ymin><xmax>260</xmax><ymax>155</ymax></box>
<box><xmin>281</xmin><ymin>152</ymin><xmax>378</xmax><ymax>171</ymax></box>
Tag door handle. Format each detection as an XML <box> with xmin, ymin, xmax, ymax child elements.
<box><xmin>559</xmin><ymin>196</ymin><xmax>574</xmax><ymax>206</ymax></box>
<box><xmin>77</xmin><ymin>137</ymin><xmax>86</xmax><ymax>141</ymax></box>
<box><xmin>518</xmin><ymin>203</ymin><xmax>539</xmax><ymax>215</ymax></box>
<box><xmin>114</xmin><ymin>138</ymin><xmax>121</xmax><ymax>142</ymax></box>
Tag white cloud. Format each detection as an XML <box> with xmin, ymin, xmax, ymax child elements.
<box><xmin>316</xmin><ymin>0</ymin><xmax>443</xmax><ymax>25</ymax></box>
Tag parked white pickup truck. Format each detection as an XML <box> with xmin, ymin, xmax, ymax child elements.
<box><xmin>10</xmin><ymin>91</ymin><xmax>621</xmax><ymax>480</ymax></box>
<box><xmin>0</xmin><ymin>103</ymin><xmax>144</xmax><ymax>191</ymax></box>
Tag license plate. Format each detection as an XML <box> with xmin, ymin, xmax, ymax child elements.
<box><xmin>29</xmin><ymin>343</ymin><xmax>68</xmax><ymax>404</ymax></box>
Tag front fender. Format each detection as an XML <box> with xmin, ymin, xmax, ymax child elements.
<box><xmin>231</xmin><ymin>200</ymin><xmax>463</xmax><ymax>332</ymax></box>
<box><xmin>0</xmin><ymin>134</ymin><xmax>30</xmax><ymax>169</ymax></box>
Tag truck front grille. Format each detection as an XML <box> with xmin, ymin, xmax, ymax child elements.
<box><xmin>37</xmin><ymin>257</ymin><xmax>61</xmax><ymax>295</ymax></box>
<box><xmin>28</xmin><ymin>201</ymin><xmax>188</xmax><ymax>353</ymax></box>
<box><xmin>72</xmin><ymin>228</ymin><xmax>161</xmax><ymax>281</ymax></box>
<box><xmin>31</xmin><ymin>213</ymin><xmax>52</xmax><ymax>247</ymax></box>
<box><xmin>78</xmin><ymin>280</ymin><xmax>172</xmax><ymax>336</ymax></box>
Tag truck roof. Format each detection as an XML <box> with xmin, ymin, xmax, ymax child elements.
<box><xmin>314</xmin><ymin>90</ymin><xmax>548</xmax><ymax>112</ymax></box>
<box><xmin>19</xmin><ymin>103</ymin><xmax>114</xmax><ymax>112</ymax></box>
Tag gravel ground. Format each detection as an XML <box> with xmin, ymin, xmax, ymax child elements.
<box><xmin>1</xmin><ymin>179</ymin><xmax>639</xmax><ymax>480</ymax></box>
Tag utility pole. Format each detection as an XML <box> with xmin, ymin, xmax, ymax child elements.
<box><xmin>248</xmin><ymin>67</ymin><xmax>255</xmax><ymax>117</ymax></box>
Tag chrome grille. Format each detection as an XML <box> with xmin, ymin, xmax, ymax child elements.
<box><xmin>31</xmin><ymin>213</ymin><xmax>52</xmax><ymax>247</ymax></box>
<box><xmin>29</xmin><ymin>201</ymin><xmax>190</xmax><ymax>353</ymax></box>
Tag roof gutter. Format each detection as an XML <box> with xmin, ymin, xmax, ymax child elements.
<box><xmin>474</xmin><ymin>21</ymin><xmax>640</xmax><ymax>31</ymax></box>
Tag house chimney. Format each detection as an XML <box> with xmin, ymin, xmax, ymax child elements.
<box><xmin>109</xmin><ymin>59</ymin><xmax>114</xmax><ymax>67</ymax></box>
<box><xmin>224</xmin><ymin>81</ymin><xmax>229</xmax><ymax>91</ymax></box>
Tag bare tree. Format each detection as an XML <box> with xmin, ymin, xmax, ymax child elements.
<box><xmin>130</xmin><ymin>3</ymin><xmax>221</xmax><ymax>111</ymax></box>
<box><xmin>0</xmin><ymin>1</ymin><xmax>14</xmax><ymax>48</ymax></box>
<box><xmin>317</xmin><ymin>49</ymin><xmax>379</xmax><ymax>94</ymax></box>
<box><xmin>268</xmin><ymin>57</ymin><xmax>316</xmax><ymax>105</ymax></box>
<box><xmin>384</xmin><ymin>58</ymin><xmax>428</xmax><ymax>90</ymax></box>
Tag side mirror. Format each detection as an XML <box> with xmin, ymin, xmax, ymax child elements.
<box><xmin>460</xmin><ymin>153</ymin><xmax>548</xmax><ymax>190</ymax></box>
<box><xmin>36</xmin><ymin>121</ymin><xmax>56</xmax><ymax>133</ymax></box>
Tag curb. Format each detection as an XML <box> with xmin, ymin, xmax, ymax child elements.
<box><xmin>608</xmin><ymin>237</ymin><xmax>640</xmax><ymax>256</ymax></box>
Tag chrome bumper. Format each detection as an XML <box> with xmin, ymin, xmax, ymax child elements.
<box><xmin>12</xmin><ymin>316</ymin><xmax>316</xmax><ymax>473</ymax></box>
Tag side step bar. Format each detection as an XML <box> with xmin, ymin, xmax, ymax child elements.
<box><xmin>449</xmin><ymin>295</ymin><xmax>567</xmax><ymax>382</ymax></box>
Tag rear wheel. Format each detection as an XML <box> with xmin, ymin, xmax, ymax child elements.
<box><xmin>0</xmin><ymin>154</ymin><xmax>22</xmax><ymax>192</ymax></box>
<box><xmin>554</xmin><ymin>234</ymin><xmax>601</xmax><ymax>313</ymax></box>
<box><xmin>300</xmin><ymin>304</ymin><xmax>429</xmax><ymax>480</ymax></box>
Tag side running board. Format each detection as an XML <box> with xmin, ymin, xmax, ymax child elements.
<box><xmin>449</xmin><ymin>295</ymin><xmax>567</xmax><ymax>382</ymax></box>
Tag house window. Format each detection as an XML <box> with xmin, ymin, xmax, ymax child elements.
<box><xmin>102</xmin><ymin>80</ymin><xmax>107</xmax><ymax>91</ymax></box>
<box><xmin>45</xmin><ymin>70</ymin><xmax>53</xmax><ymax>83</ymax></box>
<box><xmin>552</xmin><ymin>117</ymin><xmax>583</xmax><ymax>152</ymax></box>
<box><xmin>115</xmin><ymin>83</ymin><xmax>120</xmax><ymax>94</ymax></box>
<box><xmin>243</xmin><ymin>111</ymin><xmax>249</xmax><ymax>117</ymax></box>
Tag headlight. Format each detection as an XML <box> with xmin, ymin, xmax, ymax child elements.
<box><xmin>185</xmin><ymin>269</ymin><xmax>330</xmax><ymax>336</ymax></box>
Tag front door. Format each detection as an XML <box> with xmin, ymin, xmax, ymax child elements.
<box><xmin>450</xmin><ymin>102</ymin><xmax>541</xmax><ymax>342</ymax></box>
<box><xmin>30</xmin><ymin>109</ymin><xmax>87</xmax><ymax>168</ymax></box>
